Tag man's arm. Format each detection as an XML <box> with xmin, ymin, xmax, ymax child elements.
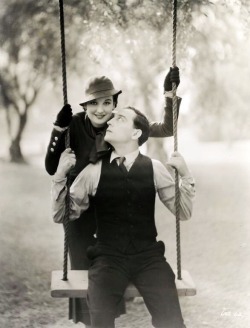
<box><xmin>153</xmin><ymin>152</ymin><xmax>195</xmax><ymax>220</ymax></box>
<box><xmin>51</xmin><ymin>149</ymin><xmax>101</xmax><ymax>223</ymax></box>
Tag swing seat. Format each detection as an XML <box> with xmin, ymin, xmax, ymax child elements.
<box><xmin>51</xmin><ymin>269</ymin><xmax>196</xmax><ymax>298</ymax></box>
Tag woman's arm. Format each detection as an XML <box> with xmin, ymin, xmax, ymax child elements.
<box><xmin>45</xmin><ymin>127</ymin><xmax>67</xmax><ymax>175</ymax></box>
<box><xmin>149</xmin><ymin>96</ymin><xmax>181</xmax><ymax>138</ymax></box>
<box><xmin>45</xmin><ymin>104</ymin><xmax>73</xmax><ymax>175</ymax></box>
<box><xmin>149</xmin><ymin>67</ymin><xmax>181</xmax><ymax>138</ymax></box>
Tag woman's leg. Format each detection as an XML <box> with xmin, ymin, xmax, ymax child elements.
<box><xmin>68</xmin><ymin>210</ymin><xmax>96</xmax><ymax>326</ymax></box>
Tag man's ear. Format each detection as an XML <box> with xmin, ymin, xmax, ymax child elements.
<box><xmin>132</xmin><ymin>129</ymin><xmax>142</xmax><ymax>141</ymax></box>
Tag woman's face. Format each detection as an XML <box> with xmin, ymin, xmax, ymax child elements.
<box><xmin>86</xmin><ymin>96</ymin><xmax>114</xmax><ymax>128</ymax></box>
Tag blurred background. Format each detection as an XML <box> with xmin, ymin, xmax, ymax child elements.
<box><xmin>0</xmin><ymin>0</ymin><xmax>249</xmax><ymax>327</ymax></box>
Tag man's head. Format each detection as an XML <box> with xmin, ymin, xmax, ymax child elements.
<box><xmin>104</xmin><ymin>106</ymin><xmax>150</xmax><ymax>149</ymax></box>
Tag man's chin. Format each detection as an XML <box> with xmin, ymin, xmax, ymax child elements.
<box><xmin>104</xmin><ymin>135</ymin><xmax>110</xmax><ymax>143</ymax></box>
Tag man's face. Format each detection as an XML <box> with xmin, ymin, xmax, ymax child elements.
<box><xmin>104</xmin><ymin>108</ymin><xmax>137</xmax><ymax>145</ymax></box>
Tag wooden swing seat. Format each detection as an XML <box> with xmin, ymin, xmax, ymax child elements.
<box><xmin>51</xmin><ymin>269</ymin><xmax>196</xmax><ymax>298</ymax></box>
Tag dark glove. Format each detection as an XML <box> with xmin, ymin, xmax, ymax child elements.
<box><xmin>163</xmin><ymin>67</ymin><xmax>180</xmax><ymax>92</ymax></box>
<box><xmin>54</xmin><ymin>104</ymin><xmax>73</xmax><ymax>128</ymax></box>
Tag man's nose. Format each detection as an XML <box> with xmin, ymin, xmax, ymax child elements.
<box><xmin>107</xmin><ymin>118</ymin><xmax>113</xmax><ymax>125</ymax></box>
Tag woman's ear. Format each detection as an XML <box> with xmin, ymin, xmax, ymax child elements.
<box><xmin>132</xmin><ymin>129</ymin><xmax>142</xmax><ymax>141</ymax></box>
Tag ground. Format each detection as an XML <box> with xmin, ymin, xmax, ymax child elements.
<box><xmin>0</xmin><ymin>140</ymin><xmax>249</xmax><ymax>328</ymax></box>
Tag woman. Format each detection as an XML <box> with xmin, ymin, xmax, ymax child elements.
<box><xmin>45</xmin><ymin>69</ymin><xmax>180</xmax><ymax>327</ymax></box>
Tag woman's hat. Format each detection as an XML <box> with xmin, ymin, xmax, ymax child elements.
<box><xmin>79</xmin><ymin>76</ymin><xmax>122</xmax><ymax>105</ymax></box>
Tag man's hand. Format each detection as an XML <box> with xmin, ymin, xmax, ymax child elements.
<box><xmin>54</xmin><ymin>104</ymin><xmax>73</xmax><ymax>128</ymax></box>
<box><xmin>55</xmin><ymin>148</ymin><xmax>76</xmax><ymax>179</ymax></box>
<box><xmin>163</xmin><ymin>67</ymin><xmax>180</xmax><ymax>92</ymax></box>
<box><xmin>167</xmin><ymin>151</ymin><xmax>191</xmax><ymax>177</ymax></box>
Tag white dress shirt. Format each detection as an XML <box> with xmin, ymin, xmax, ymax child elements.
<box><xmin>52</xmin><ymin>150</ymin><xmax>195</xmax><ymax>223</ymax></box>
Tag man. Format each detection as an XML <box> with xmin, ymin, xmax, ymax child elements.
<box><xmin>52</xmin><ymin>106</ymin><xmax>195</xmax><ymax>328</ymax></box>
<box><xmin>46</xmin><ymin>69</ymin><xmax>180</xmax><ymax>327</ymax></box>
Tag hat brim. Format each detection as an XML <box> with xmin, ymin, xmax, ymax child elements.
<box><xmin>79</xmin><ymin>89</ymin><xmax>122</xmax><ymax>106</ymax></box>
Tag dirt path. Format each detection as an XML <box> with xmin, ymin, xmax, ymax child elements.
<box><xmin>0</xmin><ymin>142</ymin><xmax>249</xmax><ymax>328</ymax></box>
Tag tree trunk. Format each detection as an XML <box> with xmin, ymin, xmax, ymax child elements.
<box><xmin>9</xmin><ymin>138</ymin><xmax>25</xmax><ymax>163</ymax></box>
<box><xmin>9</xmin><ymin>113</ymin><xmax>27</xmax><ymax>163</ymax></box>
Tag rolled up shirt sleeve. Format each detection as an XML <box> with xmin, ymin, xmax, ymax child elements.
<box><xmin>51</xmin><ymin>177</ymin><xmax>68</xmax><ymax>223</ymax></box>
<box><xmin>152</xmin><ymin>159</ymin><xmax>195</xmax><ymax>220</ymax></box>
<box><xmin>51</xmin><ymin>162</ymin><xmax>101</xmax><ymax>223</ymax></box>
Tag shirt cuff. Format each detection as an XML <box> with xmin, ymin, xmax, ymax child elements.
<box><xmin>164</xmin><ymin>91</ymin><xmax>173</xmax><ymax>98</ymax></box>
<box><xmin>53</xmin><ymin>173</ymin><xmax>67</xmax><ymax>183</ymax></box>
<box><xmin>181</xmin><ymin>175</ymin><xmax>195</xmax><ymax>186</ymax></box>
<box><xmin>53</xmin><ymin>125</ymin><xmax>68</xmax><ymax>132</ymax></box>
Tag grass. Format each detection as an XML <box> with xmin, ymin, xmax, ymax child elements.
<box><xmin>0</xmin><ymin>141</ymin><xmax>249</xmax><ymax>328</ymax></box>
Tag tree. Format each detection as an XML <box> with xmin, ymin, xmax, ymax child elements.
<box><xmin>188</xmin><ymin>0</ymin><xmax>250</xmax><ymax>141</ymax></box>
<box><xmin>0</xmin><ymin>0</ymin><xmax>61</xmax><ymax>162</ymax></box>
<box><xmin>0</xmin><ymin>0</ymin><xmax>91</xmax><ymax>162</ymax></box>
<box><xmin>70</xmin><ymin>0</ymin><xmax>210</xmax><ymax>159</ymax></box>
<box><xmin>0</xmin><ymin>0</ymin><xmax>213</xmax><ymax>162</ymax></box>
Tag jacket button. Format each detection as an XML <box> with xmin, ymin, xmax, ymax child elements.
<box><xmin>52</xmin><ymin>142</ymin><xmax>56</xmax><ymax>146</ymax></box>
<box><xmin>54</xmin><ymin>136</ymin><xmax>58</xmax><ymax>140</ymax></box>
<box><xmin>50</xmin><ymin>147</ymin><xmax>54</xmax><ymax>152</ymax></box>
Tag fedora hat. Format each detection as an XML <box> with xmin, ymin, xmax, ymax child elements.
<box><xmin>79</xmin><ymin>76</ymin><xmax>122</xmax><ymax>105</ymax></box>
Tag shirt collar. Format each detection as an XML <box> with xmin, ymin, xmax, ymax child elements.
<box><xmin>110</xmin><ymin>149</ymin><xmax>140</xmax><ymax>165</ymax></box>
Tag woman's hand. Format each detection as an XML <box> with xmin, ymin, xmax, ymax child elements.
<box><xmin>54</xmin><ymin>104</ymin><xmax>73</xmax><ymax>128</ymax></box>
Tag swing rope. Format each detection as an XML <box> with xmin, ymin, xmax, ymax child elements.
<box><xmin>57</xmin><ymin>0</ymin><xmax>182</xmax><ymax>282</ymax></box>
<box><xmin>171</xmin><ymin>0</ymin><xmax>182</xmax><ymax>280</ymax></box>
<box><xmin>59</xmin><ymin>0</ymin><xmax>70</xmax><ymax>281</ymax></box>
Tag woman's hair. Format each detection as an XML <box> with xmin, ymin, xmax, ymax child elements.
<box><xmin>124</xmin><ymin>106</ymin><xmax>150</xmax><ymax>146</ymax></box>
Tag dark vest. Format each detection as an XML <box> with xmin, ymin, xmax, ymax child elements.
<box><xmin>94</xmin><ymin>153</ymin><xmax>157</xmax><ymax>252</ymax></box>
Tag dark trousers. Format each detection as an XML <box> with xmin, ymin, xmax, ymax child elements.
<box><xmin>68</xmin><ymin>211</ymin><xmax>96</xmax><ymax>325</ymax></box>
<box><xmin>87</xmin><ymin>241</ymin><xmax>185</xmax><ymax>328</ymax></box>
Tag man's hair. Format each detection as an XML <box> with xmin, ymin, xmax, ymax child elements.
<box><xmin>113</xmin><ymin>94</ymin><xmax>119</xmax><ymax>108</ymax></box>
<box><xmin>124</xmin><ymin>106</ymin><xmax>150</xmax><ymax>146</ymax></box>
